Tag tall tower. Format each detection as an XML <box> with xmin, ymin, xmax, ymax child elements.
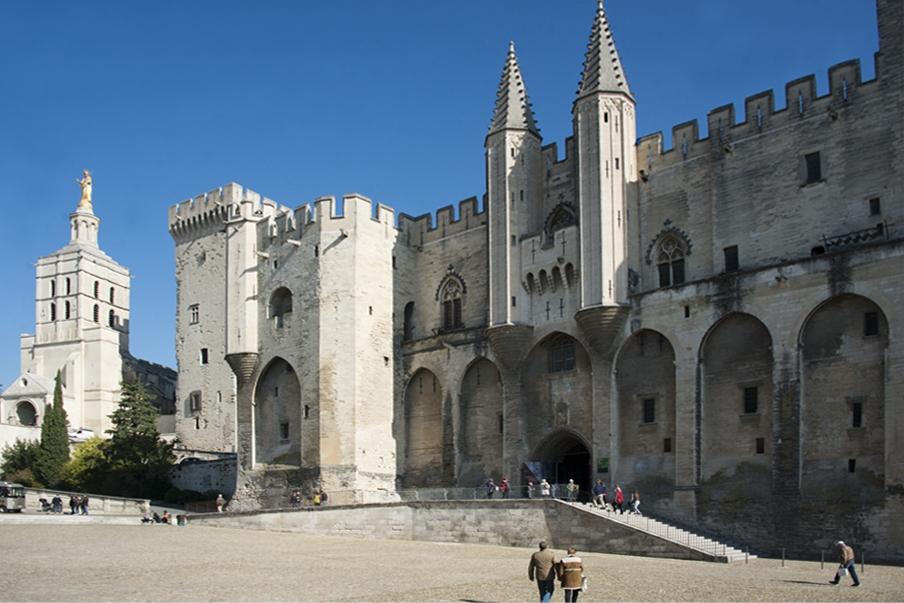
<box><xmin>486</xmin><ymin>42</ymin><xmax>543</xmax><ymax>326</ymax></box>
<box><xmin>20</xmin><ymin>174</ymin><xmax>131</xmax><ymax>433</ymax></box>
<box><xmin>573</xmin><ymin>1</ymin><xmax>636</xmax><ymax>310</ymax></box>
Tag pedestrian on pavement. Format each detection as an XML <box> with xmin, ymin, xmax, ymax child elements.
<box><xmin>500</xmin><ymin>478</ymin><xmax>510</xmax><ymax>499</ymax></box>
<box><xmin>69</xmin><ymin>495</ymin><xmax>78</xmax><ymax>515</ymax></box>
<box><xmin>566</xmin><ymin>479</ymin><xmax>579</xmax><ymax>502</ymax></box>
<box><xmin>312</xmin><ymin>490</ymin><xmax>322</xmax><ymax>506</ymax></box>
<box><xmin>289</xmin><ymin>489</ymin><xmax>301</xmax><ymax>507</ymax></box>
<box><xmin>614</xmin><ymin>485</ymin><xmax>624</xmax><ymax>514</ymax></box>
<box><xmin>539</xmin><ymin>478</ymin><xmax>551</xmax><ymax>498</ymax></box>
<box><xmin>527</xmin><ymin>479</ymin><xmax>536</xmax><ymax>499</ymax></box>
<box><xmin>51</xmin><ymin>495</ymin><xmax>63</xmax><ymax>513</ymax></box>
<box><xmin>216</xmin><ymin>493</ymin><xmax>226</xmax><ymax>513</ymax></box>
<box><xmin>484</xmin><ymin>478</ymin><xmax>497</xmax><ymax>499</ymax></box>
<box><xmin>80</xmin><ymin>495</ymin><xmax>89</xmax><ymax>515</ymax></box>
<box><xmin>830</xmin><ymin>541</ymin><xmax>860</xmax><ymax>587</ymax></box>
<box><xmin>557</xmin><ymin>547</ymin><xmax>585</xmax><ymax>603</ymax></box>
<box><xmin>528</xmin><ymin>540</ymin><xmax>557</xmax><ymax>603</ymax></box>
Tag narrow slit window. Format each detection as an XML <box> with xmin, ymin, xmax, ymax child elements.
<box><xmin>852</xmin><ymin>402</ymin><xmax>863</xmax><ymax>428</ymax></box>
<box><xmin>200</xmin><ymin>348</ymin><xmax>209</xmax><ymax>365</ymax></box>
<box><xmin>642</xmin><ymin>398</ymin><xmax>655</xmax><ymax>424</ymax></box>
<box><xmin>724</xmin><ymin>245</ymin><xmax>739</xmax><ymax>272</ymax></box>
<box><xmin>663</xmin><ymin>438</ymin><xmax>672</xmax><ymax>453</ymax></box>
<box><xmin>743</xmin><ymin>386</ymin><xmax>758</xmax><ymax>414</ymax></box>
<box><xmin>756</xmin><ymin>438</ymin><xmax>765</xmax><ymax>454</ymax></box>
<box><xmin>804</xmin><ymin>152</ymin><xmax>821</xmax><ymax>184</ymax></box>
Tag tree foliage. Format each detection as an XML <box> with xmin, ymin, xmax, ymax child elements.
<box><xmin>102</xmin><ymin>381</ymin><xmax>174</xmax><ymax>497</ymax></box>
<box><xmin>1</xmin><ymin>438</ymin><xmax>43</xmax><ymax>485</ymax></box>
<box><xmin>59</xmin><ymin>437</ymin><xmax>108</xmax><ymax>492</ymax></box>
<box><xmin>33</xmin><ymin>372</ymin><xmax>70</xmax><ymax>487</ymax></box>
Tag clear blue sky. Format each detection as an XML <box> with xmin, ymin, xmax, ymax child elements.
<box><xmin>0</xmin><ymin>1</ymin><xmax>880</xmax><ymax>388</ymax></box>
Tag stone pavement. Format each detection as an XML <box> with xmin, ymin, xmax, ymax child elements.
<box><xmin>3</xmin><ymin>524</ymin><xmax>902</xmax><ymax>602</ymax></box>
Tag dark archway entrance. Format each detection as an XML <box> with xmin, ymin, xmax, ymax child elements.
<box><xmin>527</xmin><ymin>431</ymin><xmax>591</xmax><ymax>497</ymax></box>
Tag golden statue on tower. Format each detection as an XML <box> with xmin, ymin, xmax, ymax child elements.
<box><xmin>76</xmin><ymin>169</ymin><xmax>93</xmax><ymax>211</ymax></box>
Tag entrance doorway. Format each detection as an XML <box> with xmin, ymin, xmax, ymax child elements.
<box><xmin>527</xmin><ymin>431</ymin><xmax>592</xmax><ymax>497</ymax></box>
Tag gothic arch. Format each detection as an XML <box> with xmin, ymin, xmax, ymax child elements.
<box><xmin>401</xmin><ymin>368</ymin><xmax>444</xmax><ymax>487</ymax></box>
<box><xmin>645</xmin><ymin>224</ymin><xmax>692</xmax><ymax>265</ymax></box>
<box><xmin>530</xmin><ymin>429</ymin><xmax>592</xmax><ymax>493</ymax></box>
<box><xmin>252</xmin><ymin>357</ymin><xmax>301</xmax><ymax>467</ymax></box>
<box><xmin>543</xmin><ymin>202</ymin><xmax>578</xmax><ymax>245</ymax></box>
<box><xmin>458</xmin><ymin>358</ymin><xmax>503</xmax><ymax>485</ymax></box>
<box><xmin>699</xmin><ymin>313</ymin><xmax>773</xmax><ymax>490</ymax></box>
<box><xmin>615</xmin><ymin>329</ymin><xmax>676</xmax><ymax>492</ymax></box>
<box><xmin>436</xmin><ymin>267</ymin><xmax>466</xmax><ymax>332</ymax></box>
<box><xmin>799</xmin><ymin>294</ymin><xmax>888</xmax><ymax>494</ymax></box>
<box><xmin>520</xmin><ymin>332</ymin><xmax>592</xmax><ymax>460</ymax></box>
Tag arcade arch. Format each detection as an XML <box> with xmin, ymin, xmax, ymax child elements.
<box><xmin>402</xmin><ymin>369</ymin><xmax>444</xmax><ymax>487</ymax></box>
<box><xmin>253</xmin><ymin>357</ymin><xmax>301</xmax><ymax>466</ymax></box>
<box><xmin>458</xmin><ymin>359</ymin><xmax>503</xmax><ymax>485</ymax></box>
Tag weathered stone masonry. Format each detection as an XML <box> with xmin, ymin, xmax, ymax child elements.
<box><xmin>168</xmin><ymin>1</ymin><xmax>904</xmax><ymax>560</ymax></box>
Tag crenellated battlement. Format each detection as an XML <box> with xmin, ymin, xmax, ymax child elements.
<box><xmin>637</xmin><ymin>57</ymin><xmax>874</xmax><ymax>171</ymax></box>
<box><xmin>168</xmin><ymin>182</ymin><xmax>289</xmax><ymax>239</ymax></box>
<box><xmin>398</xmin><ymin>196</ymin><xmax>487</xmax><ymax>248</ymax></box>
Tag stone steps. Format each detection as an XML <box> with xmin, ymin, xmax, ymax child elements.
<box><xmin>568</xmin><ymin>502</ymin><xmax>756</xmax><ymax>563</ymax></box>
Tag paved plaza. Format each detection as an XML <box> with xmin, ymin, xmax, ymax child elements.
<box><xmin>3</xmin><ymin>524</ymin><xmax>903</xmax><ymax>601</ymax></box>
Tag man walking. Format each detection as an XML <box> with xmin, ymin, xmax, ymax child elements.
<box><xmin>528</xmin><ymin>541</ymin><xmax>557</xmax><ymax>603</ymax></box>
<box><xmin>830</xmin><ymin>541</ymin><xmax>861</xmax><ymax>587</ymax></box>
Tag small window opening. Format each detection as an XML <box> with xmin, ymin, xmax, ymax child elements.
<box><xmin>848</xmin><ymin>458</ymin><xmax>856</xmax><ymax>473</ymax></box>
<box><xmin>756</xmin><ymin>438</ymin><xmax>765</xmax><ymax>454</ymax></box>
<box><xmin>642</xmin><ymin>398</ymin><xmax>655</xmax><ymax>424</ymax></box>
<box><xmin>50</xmin><ymin>302</ymin><xmax>57</xmax><ymax>321</ymax></box>
<box><xmin>66</xmin><ymin>278</ymin><xmax>71</xmax><ymax>295</ymax></box>
<box><xmin>94</xmin><ymin>281</ymin><xmax>99</xmax><ymax>298</ymax></box>
<box><xmin>195</xmin><ymin>416</ymin><xmax>201</xmax><ymax>430</ymax></box>
<box><xmin>497</xmin><ymin>413</ymin><xmax>504</xmax><ymax>435</ymax></box>
<box><xmin>724</xmin><ymin>246</ymin><xmax>739</xmax><ymax>272</ymax></box>
<box><xmin>868</xmin><ymin>197</ymin><xmax>881</xmax><ymax>216</ymax></box>
<box><xmin>189</xmin><ymin>304</ymin><xmax>200</xmax><ymax>325</ymax></box>
<box><xmin>392</xmin><ymin>255</ymin><xmax>397</xmax><ymax>269</ymax></box>
<box><xmin>279</xmin><ymin>421</ymin><xmax>289</xmax><ymax>441</ymax></box>
<box><xmin>683</xmin><ymin>305</ymin><xmax>690</xmax><ymax>318</ymax></box>
<box><xmin>743</xmin><ymin>386</ymin><xmax>758</xmax><ymax>414</ymax></box>
<box><xmin>314</xmin><ymin>245</ymin><xmax>319</xmax><ymax>257</ymax></box>
<box><xmin>520</xmin><ymin>190</ymin><xmax>524</xmax><ymax>201</ymax></box>
<box><xmin>93</xmin><ymin>304</ymin><xmax>99</xmax><ymax>323</ymax></box>
<box><xmin>200</xmin><ymin>348</ymin><xmax>209</xmax><ymax>365</ymax></box>
<box><xmin>510</xmin><ymin>148</ymin><xmax>515</xmax><ymax>158</ymax></box>
<box><xmin>604</xmin><ymin>112</ymin><xmax>609</xmax><ymax>123</ymax></box>
<box><xmin>368</xmin><ymin>306</ymin><xmax>373</xmax><ymax>316</ymax></box>
<box><xmin>274</xmin><ymin>386</ymin><xmax>279</xmax><ymax>397</ymax></box>
<box><xmin>511</xmin><ymin>296</ymin><xmax>516</xmax><ymax>307</ymax></box>
<box><xmin>864</xmin><ymin>311</ymin><xmax>879</xmax><ymax>337</ymax></box>
<box><xmin>304</xmin><ymin>404</ymin><xmax>310</xmax><ymax>419</ymax></box>
<box><xmin>273</xmin><ymin>259</ymin><xmax>278</xmax><ymax>270</ymax></box>
<box><xmin>615</xmin><ymin>157</ymin><xmax>620</xmax><ymax>170</ymax></box>
<box><xmin>65</xmin><ymin>301</ymin><xmax>71</xmax><ymax>320</ymax></box>
<box><xmin>852</xmin><ymin>402</ymin><xmax>863</xmax><ymax>428</ymax></box>
<box><xmin>109</xmin><ymin>287</ymin><xmax>115</xmax><ymax>304</ymax></box>
<box><xmin>511</xmin><ymin>235</ymin><xmax>516</xmax><ymax>246</ymax></box>
<box><xmin>663</xmin><ymin>437</ymin><xmax>672</xmax><ymax>453</ymax></box>
<box><xmin>108</xmin><ymin>309</ymin><xmax>115</xmax><ymax>328</ymax></box>
<box><xmin>804</xmin><ymin>152</ymin><xmax>821</xmax><ymax>184</ymax></box>
<box><xmin>189</xmin><ymin>391</ymin><xmax>202</xmax><ymax>413</ymax></box>
<box><xmin>50</xmin><ymin>280</ymin><xmax>56</xmax><ymax>297</ymax></box>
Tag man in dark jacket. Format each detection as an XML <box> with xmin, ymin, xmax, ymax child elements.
<box><xmin>528</xmin><ymin>541</ymin><xmax>557</xmax><ymax>603</ymax></box>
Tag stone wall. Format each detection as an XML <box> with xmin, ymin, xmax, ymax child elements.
<box><xmin>189</xmin><ymin>499</ymin><xmax>713</xmax><ymax>561</ymax></box>
<box><xmin>169</xmin><ymin>458</ymin><xmax>237</xmax><ymax>498</ymax></box>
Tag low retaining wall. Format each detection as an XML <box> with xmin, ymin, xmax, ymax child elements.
<box><xmin>189</xmin><ymin>499</ymin><xmax>713</xmax><ymax>561</ymax></box>
<box><xmin>25</xmin><ymin>488</ymin><xmax>147</xmax><ymax>515</ymax></box>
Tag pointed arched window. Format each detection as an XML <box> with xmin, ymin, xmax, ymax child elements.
<box><xmin>441</xmin><ymin>280</ymin><xmax>463</xmax><ymax>331</ymax></box>
<box><xmin>656</xmin><ymin>236</ymin><xmax>686</xmax><ymax>288</ymax></box>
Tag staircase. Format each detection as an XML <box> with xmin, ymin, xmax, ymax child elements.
<box><xmin>566</xmin><ymin>501</ymin><xmax>755</xmax><ymax>563</ymax></box>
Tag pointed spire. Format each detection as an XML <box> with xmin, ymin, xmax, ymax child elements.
<box><xmin>488</xmin><ymin>41</ymin><xmax>541</xmax><ymax>137</ymax></box>
<box><xmin>576</xmin><ymin>0</ymin><xmax>632</xmax><ymax>101</ymax></box>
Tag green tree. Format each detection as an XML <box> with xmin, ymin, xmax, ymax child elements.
<box><xmin>1</xmin><ymin>438</ymin><xmax>43</xmax><ymax>485</ymax></box>
<box><xmin>34</xmin><ymin>372</ymin><xmax>70</xmax><ymax>487</ymax></box>
<box><xmin>59</xmin><ymin>436</ymin><xmax>108</xmax><ymax>492</ymax></box>
<box><xmin>104</xmin><ymin>381</ymin><xmax>174</xmax><ymax>497</ymax></box>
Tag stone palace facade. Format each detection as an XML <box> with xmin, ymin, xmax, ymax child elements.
<box><xmin>169</xmin><ymin>1</ymin><xmax>904</xmax><ymax>559</ymax></box>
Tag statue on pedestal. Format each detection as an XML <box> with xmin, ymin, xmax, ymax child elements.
<box><xmin>76</xmin><ymin>170</ymin><xmax>93</xmax><ymax>211</ymax></box>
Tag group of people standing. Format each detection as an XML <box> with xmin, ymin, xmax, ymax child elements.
<box><xmin>528</xmin><ymin>541</ymin><xmax>586</xmax><ymax>603</ymax></box>
<box><xmin>288</xmin><ymin>488</ymin><xmax>329</xmax><ymax>507</ymax></box>
<box><xmin>39</xmin><ymin>494</ymin><xmax>89</xmax><ymax>514</ymax></box>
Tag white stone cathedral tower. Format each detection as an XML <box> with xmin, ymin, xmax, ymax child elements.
<box><xmin>574</xmin><ymin>0</ymin><xmax>636</xmax><ymax>309</ymax></box>
<box><xmin>486</xmin><ymin>42</ymin><xmax>544</xmax><ymax>326</ymax></box>
<box><xmin>12</xmin><ymin>179</ymin><xmax>131</xmax><ymax>434</ymax></box>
